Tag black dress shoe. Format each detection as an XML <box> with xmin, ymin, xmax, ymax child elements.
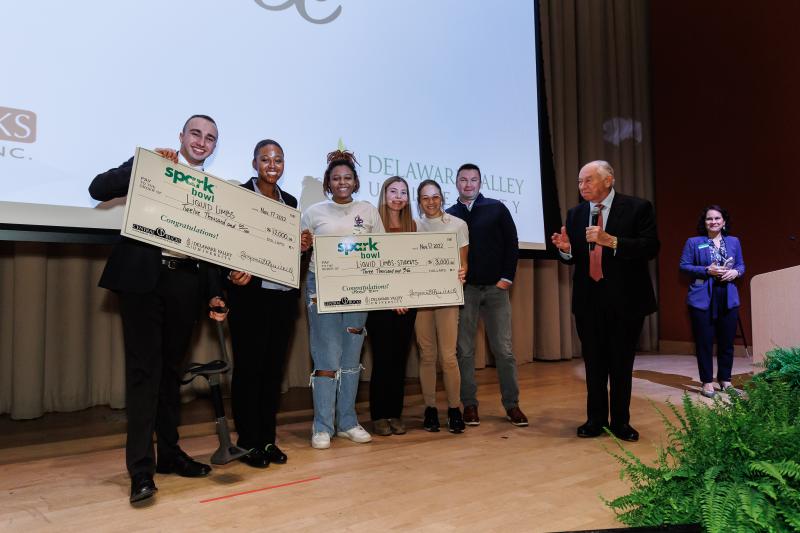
<box><xmin>156</xmin><ymin>452</ymin><xmax>211</xmax><ymax>477</ymax></box>
<box><xmin>130</xmin><ymin>472</ymin><xmax>157</xmax><ymax>504</ymax></box>
<box><xmin>611</xmin><ymin>424</ymin><xmax>639</xmax><ymax>442</ymax></box>
<box><xmin>240</xmin><ymin>448</ymin><xmax>270</xmax><ymax>469</ymax></box>
<box><xmin>265</xmin><ymin>444</ymin><xmax>288</xmax><ymax>464</ymax></box>
<box><xmin>577</xmin><ymin>420</ymin><xmax>607</xmax><ymax>438</ymax></box>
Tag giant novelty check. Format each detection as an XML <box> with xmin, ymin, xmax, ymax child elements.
<box><xmin>313</xmin><ymin>232</ymin><xmax>464</xmax><ymax>313</ymax></box>
<box><xmin>121</xmin><ymin>147</ymin><xmax>301</xmax><ymax>288</ymax></box>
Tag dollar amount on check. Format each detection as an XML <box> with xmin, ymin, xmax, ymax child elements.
<box><xmin>313</xmin><ymin>232</ymin><xmax>464</xmax><ymax>313</ymax></box>
<box><xmin>121</xmin><ymin>147</ymin><xmax>301</xmax><ymax>287</ymax></box>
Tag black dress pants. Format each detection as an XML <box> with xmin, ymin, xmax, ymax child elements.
<box><xmin>574</xmin><ymin>280</ymin><xmax>644</xmax><ymax>428</ymax></box>
<box><xmin>118</xmin><ymin>267</ymin><xmax>201</xmax><ymax>476</ymax></box>
<box><xmin>227</xmin><ymin>287</ymin><xmax>296</xmax><ymax>450</ymax></box>
<box><xmin>689</xmin><ymin>305</ymin><xmax>738</xmax><ymax>384</ymax></box>
<box><xmin>366</xmin><ymin>308</ymin><xmax>417</xmax><ymax>420</ymax></box>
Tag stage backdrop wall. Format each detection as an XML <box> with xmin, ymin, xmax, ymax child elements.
<box><xmin>652</xmin><ymin>0</ymin><xmax>800</xmax><ymax>351</ymax></box>
<box><xmin>0</xmin><ymin>0</ymin><xmax>655</xmax><ymax>419</ymax></box>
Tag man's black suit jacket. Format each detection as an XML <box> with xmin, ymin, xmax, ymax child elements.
<box><xmin>561</xmin><ymin>192</ymin><xmax>659</xmax><ymax>317</ymax></box>
<box><xmin>89</xmin><ymin>156</ymin><xmax>220</xmax><ymax>297</ymax></box>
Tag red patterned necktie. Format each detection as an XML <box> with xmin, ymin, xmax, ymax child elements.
<box><xmin>589</xmin><ymin>206</ymin><xmax>604</xmax><ymax>281</ymax></box>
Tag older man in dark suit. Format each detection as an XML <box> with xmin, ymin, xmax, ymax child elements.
<box><xmin>551</xmin><ymin>160</ymin><xmax>659</xmax><ymax>442</ymax></box>
<box><xmin>89</xmin><ymin>115</ymin><xmax>228</xmax><ymax>503</ymax></box>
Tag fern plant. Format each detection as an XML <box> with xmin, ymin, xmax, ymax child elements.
<box><xmin>756</xmin><ymin>346</ymin><xmax>800</xmax><ymax>389</ymax></box>
<box><xmin>605</xmin><ymin>349</ymin><xmax>800</xmax><ymax>532</ymax></box>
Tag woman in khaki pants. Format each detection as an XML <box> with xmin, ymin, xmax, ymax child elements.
<box><xmin>414</xmin><ymin>179</ymin><xmax>469</xmax><ymax>433</ymax></box>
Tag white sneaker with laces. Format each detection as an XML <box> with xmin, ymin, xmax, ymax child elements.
<box><xmin>336</xmin><ymin>425</ymin><xmax>372</xmax><ymax>443</ymax></box>
<box><xmin>311</xmin><ymin>432</ymin><xmax>331</xmax><ymax>449</ymax></box>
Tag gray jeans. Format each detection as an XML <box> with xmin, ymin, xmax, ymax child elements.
<box><xmin>457</xmin><ymin>283</ymin><xmax>520</xmax><ymax>410</ymax></box>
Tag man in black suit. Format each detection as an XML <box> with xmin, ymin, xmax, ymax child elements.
<box><xmin>551</xmin><ymin>160</ymin><xmax>659</xmax><ymax>442</ymax></box>
<box><xmin>89</xmin><ymin>115</ymin><xmax>228</xmax><ymax>503</ymax></box>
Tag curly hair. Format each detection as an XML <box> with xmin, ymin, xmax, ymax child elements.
<box><xmin>323</xmin><ymin>149</ymin><xmax>360</xmax><ymax>196</ymax></box>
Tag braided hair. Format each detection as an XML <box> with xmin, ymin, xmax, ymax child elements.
<box><xmin>323</xmin><ymin>148</ymin><xmax>360</xmax><ymax>196</ymax></box>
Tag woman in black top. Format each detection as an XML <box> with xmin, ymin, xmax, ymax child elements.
<box><xmin>227</xmin><ymin>139</ymin><xmax>311</xmax><ymax>467</ymax></box>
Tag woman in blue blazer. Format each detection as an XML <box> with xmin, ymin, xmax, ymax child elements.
<box><xmin>679</xmin><ymin>205</ymin><xmax>745</xmax><ymax>398</ymax></box>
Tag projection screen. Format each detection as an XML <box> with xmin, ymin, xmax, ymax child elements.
<box><xmin>0</xmin><ymin>0</ymin><xmax>545</xmax><ymax>249</ymax></box>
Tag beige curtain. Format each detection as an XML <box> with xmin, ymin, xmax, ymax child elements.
<box><xmin>0</xmin><ymin>240</ymin><xmax>534</xmax><ymax>418</ymax></box>
<box><xmin>538</xmin><ymin>0</ymin><xmax>657</xmax><ymax>358</ymax></box>
<box><xmin>0</xmin><ymin>0</ymin><xmax>655</xmax><ymax>419</ymax></box>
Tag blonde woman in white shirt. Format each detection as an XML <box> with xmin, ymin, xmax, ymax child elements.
<box><xmin>301</xmin><ymin>149</ymin><xmax>385</xmax><ymax>449</ymax></box>
<box><xmin>414</xmin><ymin>179</ymin><xmax>468</xmax><ymax>433</ymax></box>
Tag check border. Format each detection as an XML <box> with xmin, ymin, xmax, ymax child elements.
<box><xmin>121</xmin><ymin>147</ymin><xmax>301</xmax><ymax>288</ymax></box>
<box><xmin>312</xmin><ymin>231</ymin><xmax>464</xmax><ymax>313</ymax></box>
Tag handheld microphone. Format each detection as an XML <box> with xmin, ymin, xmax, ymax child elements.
<box><xmin>589</xmin><ymin>207</ymin><xmax>600</xmax><ymax>251</ymax></box>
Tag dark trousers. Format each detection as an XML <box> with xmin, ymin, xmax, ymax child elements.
<box><xmin>118</xmin><ymin>267</ymin><xmax>201</xmax><ymax>476</ymax></box>
<box><xmin>689</xmin><ymin>305</ymin><xmax>738</xmax><ymax>384</ymax></box>
<box><xmin>574</xmin><ymin>280</ymin><xmax>644</xmax><ymax>428</ymax></box>
<box><xmin>227</xmin><ymin>287</ymin><xmax>296</xmax><ymax>449</ymax></box>
<box><xmin>367</xmin><ymin>308</ymin><xmax>417</xmax><ymax>420</ymax></box>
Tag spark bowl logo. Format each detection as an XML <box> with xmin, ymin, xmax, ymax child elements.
<box><xmin>254</xmin><ymin>0</ymin><xmax>341</xmax><ymax>24</ymax></box>
<box><xmin>337</xmin><ymin>237</ymin><xmax>380</xmax><ymax>258</ymax></box>
<box><xmin>165</xmin><ymin>166</ymin><xmax>216</xmax><ymax>202</ymax></box>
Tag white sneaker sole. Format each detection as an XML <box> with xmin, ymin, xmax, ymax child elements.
<box><xmin>336</xmin><ymin>432</ymin><xmax>372</xmax><ymax>443</ymax></box>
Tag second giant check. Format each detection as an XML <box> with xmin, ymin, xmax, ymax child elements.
<box><xmin>121</xmin><ymin>147</ymin><xmax>301</xmax><ymax>288</ymax></box>
<box><xmin>313</xmin><ymin>232</ymin><xmax>464</xmax><ymax>313</ymax></box>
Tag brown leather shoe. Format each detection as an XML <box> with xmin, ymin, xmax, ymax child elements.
<box><xmin>373</xmin><ymin>419</ymin><xmax>392</xmax><ymax>436</ymax></box>
<box><xmin>463</xmin><ymin>405</ymin><xmax>480</xmax><ymax>426</ymax></box>
<box><xmin>387</xmin><ymin>418</ymin><xmax>406</xmax><ymax>435</ymax></box>
<box><xmin>506</xmin><ymin>406</ymin><xmax>528</xmax><ymax>427</ymax></box>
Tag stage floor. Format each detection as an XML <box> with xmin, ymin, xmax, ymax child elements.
<box><xmin>0</xmin><ymin>355</ymin><xmax>753</xmax><ymax>532</ymax></box>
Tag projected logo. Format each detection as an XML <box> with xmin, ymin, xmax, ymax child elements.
<box><xmin>254</xmin><ymin>0</ymin><xmax>341</xmax><ymax>24</ymax></box>
<box><xmin>0</xmin><ymin>106</ymin><xmax>36</xmax><ymax>144</ymax></box>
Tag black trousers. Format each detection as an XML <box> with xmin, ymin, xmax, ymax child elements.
<box><xmin>366</xmin><ymin>308</ymin><xmax>417</xmax><ymax>420</ymax></box>
<box><xmin>227</xmin><ymin>287</ymin><xmax>296</xmax><ymax>450</ymax></box>
<box><xmin>574</xmin><ymin>280</ymin><xmax>644</xmax><ymax>428</ymax></box>
<box><xmin>118</xmin><ymin>267</ymin><xmax>201</xmax><ymax>476</ymax></box>
<box><xmin>689</xmin><ymin>305</ymin><xmax>738</xmax><ymax>384</ymax></box>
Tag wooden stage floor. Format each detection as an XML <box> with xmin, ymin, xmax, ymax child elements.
<box><xmin>0</xmin><ymin>355</ymin><xmax>753</xmax><ymax>532</ymax></box>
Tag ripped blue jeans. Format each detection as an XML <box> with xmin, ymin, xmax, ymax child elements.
<box><xmin>306</xmin><ymin>270</ymin><xmax>368</xmax><ymax>436</ymax></box>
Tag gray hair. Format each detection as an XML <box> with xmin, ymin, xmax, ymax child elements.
<box><xmin>590</xmin><ymin>160</ymin><xmax>615</xmax><ymax>178</ymax></box>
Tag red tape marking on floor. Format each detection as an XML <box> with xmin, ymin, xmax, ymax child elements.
<box><xmin>199</xmin><ymin>476</ymin><xmax>321</xmax><ymax>503</ymax></box>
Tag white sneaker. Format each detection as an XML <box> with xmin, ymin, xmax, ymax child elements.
<box><xmin>311</xmin><ymin>432</ymin><xmax>331</xmax><ymax>449</ymax></box>
<box><xmin>336</xmin><ymin>425</ymin><xmax>372</xmax><ymax>443</ymax></box>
